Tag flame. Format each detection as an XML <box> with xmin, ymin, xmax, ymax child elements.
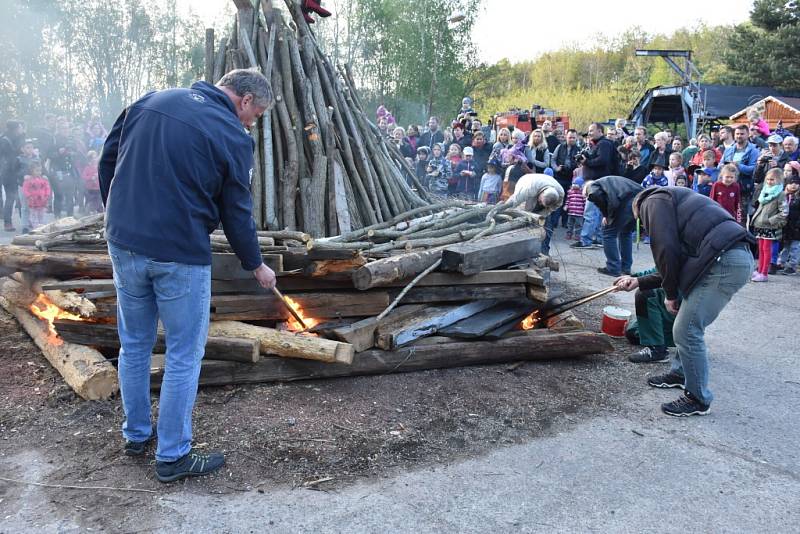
<box><xmin>283</xmin><ymin>295</ymin><xmax>320</xmax><ymax>332</ymax></box>
<box><xmin>29</xmin><ymin>294</ymin><xmax>84</xmax><ymax>346</ymax></box>
<box><xmin>521</xmin><ymin>310</ymin><xmax>541</xmax><ymax>330</ymax></box>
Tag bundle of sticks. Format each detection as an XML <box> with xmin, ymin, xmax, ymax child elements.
<box><xmin>206</xmin><ymin>0</ymin><xmax>431</xmax><ymax>238</ymax></box>
<box><xmin>0</xmin><ymin>204</ymin><xmax>614</xmax><ymax>401</ymax></box>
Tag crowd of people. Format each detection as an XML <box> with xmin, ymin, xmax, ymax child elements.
<box><xmin>382</xmin><ymin>101</ymin><xmax>800</xmax><ymax>280</ymax></box>
<box><xmin>0</xmin><ymin>114</ymin><xmax>106</xmax><ymax>233</ymax></box>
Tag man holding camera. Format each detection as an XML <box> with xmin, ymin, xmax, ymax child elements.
<box><xmin>754</xmin><ymin>134</ymin><xmax>788</xmax><ymax>186</ymax></box>
<box><xmin>578</xmin><ymin>123</ymin><xmax>617</xmax><ymax>180</ymax></box>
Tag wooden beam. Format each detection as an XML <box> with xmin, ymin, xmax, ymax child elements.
<box><xmin>398</xmin><ymin>284</ymin><xmax>526</xmax><ymax>304</ymax></box>
<box><xmin>208</xmin><ymin>320</ymin><xmax>353</xmax><ymax>364</ymax></box>
<box><xmin>352</xmin><ymin>248</ymin><xmax>443</xmax><ymax>290</ymax></box>
<box><xmin>150</xmin><ymin>329</ymin><xmax>614</xmax><ymax>388</ymax></box>
<box><xmin>210</xmin><ymin>290</ymin><xmax>390</xmax><ymax>320</ymax></box>
<box><xmin>375</xmin><ymin>300</ymin><xmax>497</xmax><ymax>349</ymax></box>
<box><xmin>440</xmin><ymin>228</ymin><xmax>544</xmax><ymax>276</ymax></box>
<box><xmin>53</xmin><ymin>320</ymin><xmax>260</xmax><ymax>363</ymax></box>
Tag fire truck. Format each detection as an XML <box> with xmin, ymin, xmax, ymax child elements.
<box><xmin>493</xmin><ymin>105</ymin><xmax>570</xmax><ymax>134</ymax></box>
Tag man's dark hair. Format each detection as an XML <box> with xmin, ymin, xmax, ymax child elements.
<box><xmin>566</xmin><ymin>128</ymin><xmax>578</xmax><ymax>135</ymax></box>
<box><xmin>734</xmin><ymin>124</ymin><xmax>749</xmax><ymax>133</ymax></box>
<box><xmin>590</xmin><ymin>122</ymin><xmax>605</xmax><ymax>134</ymax></box>
<box><xmin>720</xmin><ymin>125</ymin><xmax>734</xmax><ymax>135</ymax></box>
<box><xmin>217</xmin><ymin>68</ymin><xmax>273</xmax><ymax>109</ymax></box>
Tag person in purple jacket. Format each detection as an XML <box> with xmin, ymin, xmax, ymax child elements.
<box><xmin>100</xmin><ymin>69</ymin><xmax>277</xmax><ymax>482</ymax></box>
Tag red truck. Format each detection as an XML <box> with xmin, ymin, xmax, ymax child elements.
<box><xmin>494</xmin><ymin>106</ymin><xmax>570</xmax><ymax>134</ymax></box>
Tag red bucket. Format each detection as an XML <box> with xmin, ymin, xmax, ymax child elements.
<box><xmin>601</xmin><ymin>306</ymin><xmax>631</xmax><ymax>337</ymax></box>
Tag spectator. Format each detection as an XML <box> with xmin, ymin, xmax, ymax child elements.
<box><xmin>490</xmin><ymin>127</ymin><xmax>512</xmax><ymax>162</ymax></box>
<box><xmin>406</xmin><ymin>125</ymin><xmax>420</xmax><ymax>151</ymax></box>
<box><xmin>750</xmin><ymin>168</ymin><xmax>787</xmax><ymax>282</ymax></box>
<box><xmin>694</xmin><ymin>168</ymin><xmax>713</xmax><ymax>197</ymax></box>
<box><xmin>16</xmin><ymin>138</ymin><xmax>39</xmax><ymax>233</ymax></box>
<box><xmin>587</xmin><ymin>176</ymin><xmax>643</xmax><ymax>276</ymax></box>
<box><xmin>552</xmin><ymin>129</ymin><xmax>581</xmax><ymax>225</ymax></box>
<box><xmin>1</xmin><ymin>119</ymin><xmax>26</xmax><ymax>231</ymax></box>
<box><xmin>710</xmin><ymin>164</ymin><xmax>741</xmax><ymax>221</ymax></box>
<box><xmin>581</xmin><ymin>123</ymin><xmax>617</xmax><ymax>180</ymax></box>
<box><xmin>665</xmin><ymin>152</ymin><xmax>687</xmax><ymax>187</ymax></box>
<box><xmin>500</xmin><ymin>143</ymin><xmax>529</xmax><ymax>200</ymax></box>
<box><xmin>672</xmin><ymin>138</ymin><xmax>683</xmax><ymax>153</ymax></box>
<box><xmin>627</xmin><ymin>186</ymin><xmax>754</xmax><ymax>417</ymax></box>
<box><xmin>783</xmin><ymin>135</ymin><xmax>799</xmax><ymax>161</ymax></box>
<box><xmin>525</xmin><ymin>129</ymin><xmax>552</xmax><ymax>175</ymax></box>
<box><xmin>21</xmin><ymin>161</ymin><xmax>51</xmax><ymax>229</ymax></box>
<box><xmin>747</xmin><ymin>107</ymin><xmax>771</xmax><ymax>137</ymax></box>
<box><xmin>82</xmin><ymin>151</ymin><xmax>103</xmax><ymax>214</ymax></box>
<box><xmin>777</xmin><ymin>165</ymin><xmax>800</xmax><ymax>274</ymax></box>
<box><xmin>454</xmin><ymin>146</ymin><xmax>478</xmax><ymax>199</ymax></box>
<box><xmin>570</xmin><ymin>177</ymin><xmax>603</xmax><ymax>249</ymax></box>
<box><xmin>87</xmin><ymin>123</ymin><xmax>106</xmax><ymax>153</ymax></box>
<box><xmin>693</xmin><ymin>150</ymin><xmax>719</xmax><ymax>184</ymax></box>
<box><xmin>419</xmin><ymin>117</ymin><xmax>444</xmax><ymax>150</ymax></box>
<box><xmin>634</xmin><ymin>126</ymin><xmax>654</xmax><ymax>166</ymax></box>
<box><xmin>564</xmin><ymin>176</ymin><xmax>585</xmax><ymax>240</ymax></box>
<box><xmin>754</xmin><ymin>134</ymin><xmax>788</xmax><ymax>186</ymax></box>
<box><xmin>682</xmin><ymin>137</ymin><xmax>699</xmax><ymax>164</ymax></box>
<box><xmin>414</xmin><ymin>146</ymin><xmax>430</xmax><ymax>186</ymax></box>
<box><xmin>749</xmin><ymin>125</ymin><xmax>767</xmax><ymax>149</ymax></box>
<box><xmin>393</xmin><ymin>127</ymin><xmax>415</xmax><ymax>160</ymax></box>
<box><xmin>31</xmin><ymin>113</ymin><xmax>58</xmax><ymax>160</ymax></box>
<box><xmin>675</xmin><ymin>176</ymin><xmax>689</xmax><ymax>187</ymax></box>
<box><xmin>452</xmin><ymin>122</ymin><xmax>470</xmax><ymax>149</ymax></box>
<box><xmin>470</xmin><ymin>130</ymin><xmax>492</xmax><ymax>179</ymax></box>
<box><xmin>721</xmin><ymin>124</ymin><xmax>760</xmax><ymax>216</ymax></box>
<box><xmin>623</xmin><ymin>149</ymin><xmax>648</xmax><ymax>184</ymax></box>
<box><xmin>650</xmin><ymin>131</ymin><xmax>672</xmax><ymax>167</ymax></box>
<box><xmin>641</xmin><ymin>159</ymin><xmax>668</xmax><ymax>188</ymax></box>
<box><xmin>689</xmin><ymin>134</ymin><xmax>722</xmax><ymax>168</ymax></box>
<box><xmin>718</xmin><ymin>125</ymin><xmax>735</xmax><ymax>152</ymax></box>
<box><xmin>478</xmin><ymin>158</ymin><xmax>502</xmax><ymax>204</ymax></box>
<box><xmin>541</xmin><ymin>120</ymin><xmax>560</xmax><ymax>152</ymax></box>
<box><xmin>47</xmin><ymin>120</ymin><xmax>81</xmax><ymax>218</ymax></box>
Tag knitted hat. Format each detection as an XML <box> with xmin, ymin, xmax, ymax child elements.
<box><xmin>543</xmin><ymin>167</ymin><xmax>554</xmax><ymax>177</ymax></box>
<box><xmin>463</xmin><ymin>147</ymin><xmax>474</xmax><ymax>156</ymax></box>
<box><xmin>572</xmin><ymin>176</ymin><xmax>585</xmax><ymax>187</ymax></box>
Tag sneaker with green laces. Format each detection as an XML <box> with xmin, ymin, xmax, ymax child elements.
<box><xmin>156</xmin><ymin>449</ymin><xmax>226</xmax><ymax>483</ymax></box>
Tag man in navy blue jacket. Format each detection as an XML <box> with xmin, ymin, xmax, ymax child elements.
<box><xmin>100</xmin><ymin>69</ymin><xmax>276</xmax><ymax>482</ymax></box>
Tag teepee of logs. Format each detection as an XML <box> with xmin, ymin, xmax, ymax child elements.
<box><xmin>204</xmin><ymin>0</ymin><xmax>430</xmax><ymax>238</ymax></box>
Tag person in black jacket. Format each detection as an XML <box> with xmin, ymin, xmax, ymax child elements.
<box><xmin>579</xmin><ymin>123</ymin><xmax>617</xmax><ymax>180</ymax></box>
<box><xmin>620</xmin><ymin>187</ymin><xmax>754</xmax><ymax>416</ymax></box>
<box><xmin>100</xmin><ymin>69</ymin><xmax>277</xmax><ymax>482</ymax></box>
<box><xmin>778</xmin><ymin>170</ymin><xmax>800</xmax><ymax>274</ymax></box>
<box><xmin>419</xmin><ymin>116</ymin><xmax>445</xmax><ymax>151</ymax></box>
<box><xmin>553</xmin><ymin>130</ymin><xmax>581</xmax><ymax>226</ymax></box>
<box><xmin>1</xmin><ymin>120</ymin><xmax>26</xmax><ymax>231</ymax></box>
<box><xmin>586</xmin><ymin>176</ymin><xmax>643</xmax><ymax>276</ymax></box>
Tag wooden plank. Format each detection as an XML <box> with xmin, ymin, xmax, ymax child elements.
<box><xmin>331</xmin><ymin>304</ymin><xmax>427</xmax><ymax>352</ymax></box>
<box><xmin>398</xmin><ymin>284</ymin><xmax>527</xmax><ymax>303</ymax></box>
<box><xmin>440</xmin><ymin>228</ymin><xmax>543</xmax><ymax>276</ymax></box>
<box><xmin>526</xmin><ymin>268</ymin><xmax>545</xmax><ymax>287</ymax></box>
<box><xmin>210</xmin><ymin>291</ymin><xmax>390</xmax><ymax>321</ymax></box>
<box><xmin>527</xmin><ymin>284</ymin><xmax>549</xmax><ymax>303</ymax></box>
<box><xmin>376</xmin><ymin>300</ymin><xmax>497</xmax><ymax>349</ymax></box>
<box><xmin>54</xmin><ymin>320</ymin><xmax>260</xmax><ymax>363</ymax></box>
<box><xmin>149</xmin><ymin>330</ymin><xmax>614</xmax><ymax>388</ymax></box>
<box><xmin>211</xmin><ymin>253</ymin><xmax>284</xmax><ymax>280</ymax></box>
<box><xmin>439</xmin><ymin>300</ymin><xmax>535</xmax><ymax>339</ymax></box>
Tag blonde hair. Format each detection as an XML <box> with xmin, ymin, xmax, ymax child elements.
<box><xmin>669</xmin><ymin>152</ymin><xmax>683</xmax><ymax>165</ymax></box>
<box><xmin>747</xmin><ymin>108</ymin><xmax>762</xmax><ymax>121</ymax></box>
<box><xmin>497</xmin><ymin>127</ymin><xmax>511</xmax><ymax>143</ymax></box>
<box><xmin>720</xmin><ymin>164</ymin><xmax>739</xmax><ymax>178</ymax></box>
<box><xmin>765</xmin><ymin>167</ymin><xmax>783</xmax><ymax>183</ymax></box>
<box><xmin>528</xmin><ymin>128</ymin><xmax>547</xmax><ymax>151</ymax></box>
<box><xmin>654</xmin><ymin>131</ymin><xmax>669</xmax><ymax>143</ymax></box>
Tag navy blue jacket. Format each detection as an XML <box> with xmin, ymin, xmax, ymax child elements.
<box><xmin>99</xmin><ymin>82</ymin><xmax>262</xmax><ymax>271</ymax></box>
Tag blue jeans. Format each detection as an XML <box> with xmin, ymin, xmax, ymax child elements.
<box><xmin>670</xmin><ymin>246</ymin><xmax>753</xmax><ymax>404</ymax></box>
<box><xmin>580</xmin><ymin>201</ymin><xmax>601</xmax><ymax>245</ymax></box>
<box><xmin>778</xmin><ymin>240</ymin><xmax>800</xmax><ymax>268</ymax></box>
<box><xmin>540</xmin><ymin>209</ymin><xmax>561</xmax><ymax>255</ymax></box>
<box><xmin>602</xmin><ymin>210</ymin><xmax>635</xmax><ymax>275</ymax></box>
<box><xmin>108</xmin><ymin>242</ymin><xmax>211</xmax><ymax>462</ymax></box>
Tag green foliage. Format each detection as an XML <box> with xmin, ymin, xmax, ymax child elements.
<box><xmin>722</xmin><ymin>0</ymin><xmax>800</xmax><ymax>91</ymax></box>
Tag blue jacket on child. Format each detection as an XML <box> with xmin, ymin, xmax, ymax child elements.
<box><xmin>99</xmin><ymin>81</ymin><xmax>262</xmax><ymax>271</ymax></box>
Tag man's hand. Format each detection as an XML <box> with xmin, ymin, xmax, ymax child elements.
<box><xmin>601</xmin><ymin>216</ymin><xmax>608</xmax><ymax>226</ymax></box>
<box><xmin>665</xmin><ymin>298</ymin><xmax>680</xmax><ymax>315</ymax></box>
<box><xmin>253</xmin><ymin>263</ymin><xmax>276</xmax><ymax>289</ymax></box>
<box><xmin>614</xmin><ymin>275</ymin><xmax>639</xmax><ymax>292</ymax></box>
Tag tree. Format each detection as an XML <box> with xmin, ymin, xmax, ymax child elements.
<box><xmin>723</xmin><ymin>0</ymin><xmax>800</xmax><ymax>91</ymax></box>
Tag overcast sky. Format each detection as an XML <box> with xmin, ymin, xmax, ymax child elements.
<box><xmin>184</xmin><ymin>0</ymin><xmax>755</xmax><ymax>64</ymax></box>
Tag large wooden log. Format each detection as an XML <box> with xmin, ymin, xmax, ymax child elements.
<box><xmin>53</xmin><ymin>320</ymin><xmax>260</xmax><ymax>363</ymax></box>
<box><xmin>0</xmin><ymin>279</ymin><xmax>118</xmax><ymax>400</ymax></box>
<box><xmin>149</xmin><ymin>329</ymin><xmax>614</xmax><ymax>388</ymax></box>
<box><xmin>0</xmin><ymin>246</ymin><xmax>112</xmax><ymax>278</ymax></box>
<box><xmin>12</xmin><ymin>272</ymin><xmax>96</xmax><ymax>317</ymax></box>
<box><xmin>210</xmin><ymin>290</ymin><xmax>389</xmax><ymax>321</ymax></box>
<box><xmin>208</xmin><ymin>320</ymin><xmax>353</xmax><ymax>364</ymax></box>
<box><xmin>440</xmin><ymin>228</ymin><xmax>544</xmax><ymax>275</ymax></box>
<box><xmin>352</xmin><ymin>248</ymin><xmax>443</xmax><ymax>290</ymax></box>
<box><xmin>331</xmin><ymin>304</ymin><xmax>427</xmax><ymax>352</ymax></box>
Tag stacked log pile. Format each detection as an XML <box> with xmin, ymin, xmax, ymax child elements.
<box><xmin>0</xmin><ymin>207</ymin><xmax>613</xmax><ymax>400</ymax></box>
<box><xmin>205</xmin><ymin>0</ymin><xmax>431</xmax><ymax>237</ymax></box>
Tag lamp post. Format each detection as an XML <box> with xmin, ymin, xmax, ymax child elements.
<box><xmin>427</xmin><ymin>11</ymin><xmax>466</xmax><ymax>118</ymax></box>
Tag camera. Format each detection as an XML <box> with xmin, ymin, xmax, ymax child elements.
<box><xmin>574</xmin><ymin>148</ymin><xmax>592</xmax><ymax>164</ymax></box>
